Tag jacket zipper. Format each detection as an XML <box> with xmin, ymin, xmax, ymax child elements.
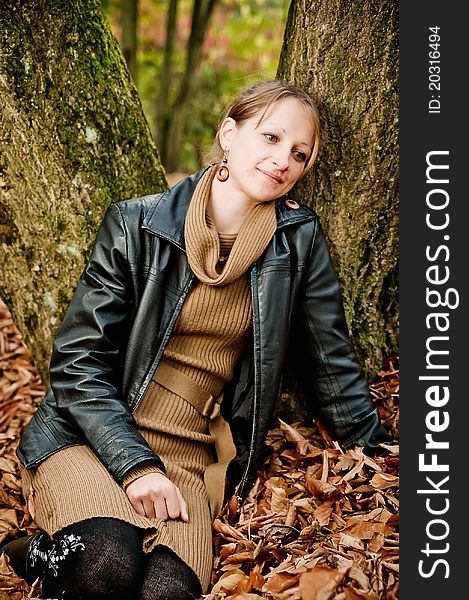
<box><xmin>235</xmin><ymin>264</ymin><xmax>260</xmax><ymax>501</ymax></box>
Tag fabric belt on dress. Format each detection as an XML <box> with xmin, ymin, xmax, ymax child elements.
<box><xmin>152</xmin><ymin>360</ymin><xmax>237</xmax><ymax>519</ymax></box>
<box><xmin>152</xmin><ymin>360</ymin><xmax>223</xmax><ymax>420</ymax></box>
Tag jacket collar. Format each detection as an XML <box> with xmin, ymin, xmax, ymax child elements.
<box><xmin>142</xmin><ymin>166</ymin><xmax>314</xmax><ymax>249</ymax></box>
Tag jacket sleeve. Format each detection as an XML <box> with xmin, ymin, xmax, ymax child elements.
<box><xmin>49</xmin><ymin>203</ymin><xmax>165</xmax><ymax>482</ymax></box>
<box><xmin>290</xmin><ymin>219</ymin><xmax>390</xmax><ymax>452</ymax></box>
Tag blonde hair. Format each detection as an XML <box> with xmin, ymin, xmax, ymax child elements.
<box><xmin>211</xmin><ymin>79</ymin><xmax>320</xmax><ymax>173</ymax></box>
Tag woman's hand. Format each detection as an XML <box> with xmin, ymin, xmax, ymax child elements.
<box><xmin>126</xmin><ymin>472</ymin><xmax>189</xmax><ymax>522</ymax></box>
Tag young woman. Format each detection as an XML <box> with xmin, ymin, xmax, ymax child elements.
<box><xmin>2</xmin><ymin>80</ymin><xmax>388</xmax><ymax>599</ymax></box>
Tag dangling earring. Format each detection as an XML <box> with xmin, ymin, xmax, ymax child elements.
<box><xmin>216</xmin><ymin>150</ymin><xmax>229</xmax><ymax>182</ymax></box>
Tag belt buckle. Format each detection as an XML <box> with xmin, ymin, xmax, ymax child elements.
<box><xmin>202</xmin><ymin>395</ymin><xmax>220</xmax><ymax>421</ymax></box>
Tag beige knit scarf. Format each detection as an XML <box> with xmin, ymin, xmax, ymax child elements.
<box><xmin>185</xmin><ymin>165</ymin><xmax>277</xmax><ymax>286</ymax></box>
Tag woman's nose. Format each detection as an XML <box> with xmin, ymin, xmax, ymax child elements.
<box><xmin>272</xmin><ymin>154</ymin><xmax>289</xmax><ymax>170</ymax></box>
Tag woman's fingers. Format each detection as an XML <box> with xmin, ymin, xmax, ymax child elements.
<box><xmin>142</xmin><ymin>496</ymin><xmax>156</xmax><ymax>519</ymax></box>
<box><xmin>126</xmin><ymin>472</ymin><xmax>188</xmax><ymax>521</ymax></box>
<box><xmin>152</xmin><ymin>495</ymin><xmax>168</xmax><ymax>520</ymax></box>
<box><xmin>164</xmin><ymin>486</ymin><xmax>188</xmax><ymax>521</ymax></box>
<box><xmin>176</xmin><ymin>487</ymin><xmax>189</xmax><ymax>522</ymax></box>
<box><xmin>128</xmin><ymin>496</ymin><xmax>148</xmax><ymax>518</ymax></box>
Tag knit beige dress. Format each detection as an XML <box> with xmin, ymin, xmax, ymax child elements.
<box><xmin>20</xmin><ymin>166</ymin><xmax>277</xmax><ymax>592</ymax></box>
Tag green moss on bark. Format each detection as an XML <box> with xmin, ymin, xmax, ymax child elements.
<box><xmin>277</xmin><ymin>0</ymin><xmax>398</xmax><ymax>378</ymax></box>
<box><xmin>0</xmin><ymin>0</ymin><xmax>167</xmax><ymax>383</ymax></box>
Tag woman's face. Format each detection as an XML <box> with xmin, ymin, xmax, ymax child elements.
<box><xmin>218</xmin><ymin>97</ymin><xmax>316</xmax><ymax>204</ymax></box>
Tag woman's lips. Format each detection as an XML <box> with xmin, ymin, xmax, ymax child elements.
<box><xmin>258</xmin><ymin>168</ymin><xmax>282</xmax><ymax>184</ymax></box>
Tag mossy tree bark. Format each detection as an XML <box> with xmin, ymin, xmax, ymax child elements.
<box><xmin>277</xmin><ymin>0</ymin><xmax>398</xmax><ymax>384</ymax></box>
<box><xmin>0</xmin><ymin>0</ymin><xmax>167</xmax><ymax>385</ymax></box>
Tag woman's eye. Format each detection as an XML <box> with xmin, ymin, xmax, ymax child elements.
<box><xmin>263</xmin><ymin>133</ymin><xmax>277</xmax><ymax>142</ymax></box>
<box><xmin>293</xmin><ymin>151</ymin><xmax>307</xmax><ymax>162</ymax></box>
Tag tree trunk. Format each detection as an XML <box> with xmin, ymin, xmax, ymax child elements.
<box><xmin>121</xmin><ymin>0</ymin><xmax>139</xmax><ymax>86</ymax></box>
<box><xmin>156</xmin><ymin>0</ymin><xmax>179</xmax><ymax>163</ymax></box>
<box><xmin>164</xmin><ymin>0</ymin><xmax>219</xmax><ymax>171</ymax></box>
<box><xmin>0</xmin><ymin>0</ymin><xmax>167</xmax><ymax>385</ymax></box>
<box><xmin>277</xmin><ymin>0</ymin><xmax>398</xmax><ymax>380</ymax></box>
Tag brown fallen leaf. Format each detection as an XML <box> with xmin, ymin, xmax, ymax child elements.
<box><xmin>343</xmin><ymin>587</ymin><xmax>378</xmax><ymax>599</ymax></box>
<box><xmin>211</xmin><ymin>569</ymin><xmax>248</xmax><ymax>594</ymax></box>
<box><xmin>0</xmin><ymin>301</ymin><xmax>400</xmax><ymax>600</ymax></box>
<box><xmin>343</xmin><ymin>520</ymin><xmax>394</xmax><ymax>540</ymax></box>
<box><xmin>233</xmin><ymin>570</ymin><xmax>265</xmax><ymax>595</ymax></box>
<box><xmin>305</xmin><ymin>474</ymin><xmax>338</xmax><ymax>500</ymax></box>
<box><xmin>313</xmin><ymin>498</ymin><xmax>336</xmax><ymax>527</ymax></box>
<box><xmin>299</xmin><ymin>565</ymin><xmax>345</xmax><ymax>600</ymax></box>
<box><xmin>278</xmin><ymin>419</ymin><xmax>323</xmax><ymax>456</ymax></box>
<box><xmin>368</xmin><ymin>531</ymin><xmax>385</xmax><ymax>553</ymax></box>
<box><xmin>262</xmin><ymin>571</ymin><xmax>300</xmax><ymax>594</ymax></box>
<box><xmin>370</xmin><ymin>473</ymin><xmax>399</xmax><ymax>490</ymax></box>
<box><xmin>223</xmin><ymin>551</ymin><xmax>253</xmax><ymax>565</ymax></box>
<box><xmin>213</xmin><ymin>519</ymin><xmax>246</xmax><ymax>541</ymax></box>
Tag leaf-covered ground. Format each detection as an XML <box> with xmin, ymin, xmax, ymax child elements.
<box><xmin>0</xmin><ymin>299</ymin><xmax>399</xmax><ymax>599</ymax></box>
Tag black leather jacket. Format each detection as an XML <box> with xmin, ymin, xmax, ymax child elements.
<box><xmin>17</xmin><ymin>167</ymin><xmax>388</xmax><ymax>501</ymax></box>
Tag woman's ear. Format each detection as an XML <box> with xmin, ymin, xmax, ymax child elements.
<box><xmin>217</xmin><ymin>117</ymin><xmax>237</xmax><ymax>151</ymax></box>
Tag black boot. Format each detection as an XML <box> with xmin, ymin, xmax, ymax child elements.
<box><xmin>0</xmin><ymin>533</ymin><xmax>43</xmax><ymax>581</ymax></box>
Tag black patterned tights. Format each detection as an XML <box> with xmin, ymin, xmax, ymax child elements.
<box><xmin>16</xmin><ymin>518</ymin><xmax>202</xmax><ymax>599</ymax></box>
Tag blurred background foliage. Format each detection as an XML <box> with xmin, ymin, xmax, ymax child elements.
<box><xmin>103</xmin><ymin>0</ymin><xmax>289</xmax><ymax>174</ymax></box>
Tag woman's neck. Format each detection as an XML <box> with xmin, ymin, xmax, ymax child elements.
<box><xmin>208</xmin><ymin>177</ymin><xmax>258</xmax><ymax>234</ymax></box>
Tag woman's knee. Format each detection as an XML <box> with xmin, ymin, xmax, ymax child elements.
<box><xmin>139</xmin><ymin>546</ymin><xmax>202</xmax><ymax>600</ymax></box>
<box><xmin>41</xmin><ymin>518</ymin><xmax>144</xmax><ymax>599</ymax></box>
